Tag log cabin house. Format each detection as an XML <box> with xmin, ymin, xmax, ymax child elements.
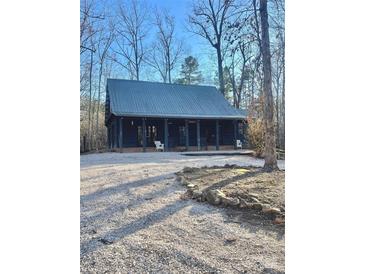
<box><xmin>105</xmin><ymin>79</ymin><xmax>247</xmax><ymax>152</ymax></box>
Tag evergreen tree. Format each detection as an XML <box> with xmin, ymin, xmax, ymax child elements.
<box><xmin>175</xmin><ymin>56</ymin><xmax>203</xmax><ymax>85</ymax></box>
<box><xmin>214</xmin><ymin>67</ymin><xmax>233</xmax><ymax>101</ymax></box>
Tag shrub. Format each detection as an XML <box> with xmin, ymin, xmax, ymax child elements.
<box><xmin>247</xmin><ymin>118</ymin><xmax>265</xmax><ymax>157</ymax></box>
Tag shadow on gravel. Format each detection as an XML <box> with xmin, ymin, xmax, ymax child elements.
<box><xmin>81</xmin><ymin>172</ymin><xmax>175</xmax><ymax>203</ymax></box>
<box><xmin>81</xmin><ymin>200</ymin><xmax>189</xmax><ymax>256</ymax></box>
<box><xmin>151</xmin><ymin>246</ymin><xmax>221</xmax><ymax>273</ymax></box>
<box><xmin>81</xmin><ymin>183</ymin><xmax>173</xmax><ymax>228</ymax></box>
<box><xmin>185</xmin><ymin>203</ymin><xmax>284</xmax><ymax>241</ymax></box>
<box><xmin>223</xmin><ymin>207</ymin><xmax>285</xmax><ymax>240</ymax></box>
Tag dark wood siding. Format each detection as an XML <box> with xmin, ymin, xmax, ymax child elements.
<box><xmin>107</xmin><ymin>116</ymin><xmax>245</xmax><ymax>150</ymax></box>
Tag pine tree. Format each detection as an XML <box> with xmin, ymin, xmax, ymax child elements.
<box><xmin>175</xmin><ymin>56</ymin><xmax>203</xmax><ymax>85</ymax></box>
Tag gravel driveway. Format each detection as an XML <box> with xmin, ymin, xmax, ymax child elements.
<box><xmin>80</xmin><ymin>152</ymin><xmax>285</xmax><ymax>273</ymax></box>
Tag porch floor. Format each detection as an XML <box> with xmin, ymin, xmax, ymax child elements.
<box><xmin>181</xmin><ymin>149</ymin><xmax>255</xmax><ymax>156</ymax></box>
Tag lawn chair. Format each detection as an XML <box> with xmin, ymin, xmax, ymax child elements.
<box><xmin>236</xmin><ymin>140</ymin><xmax>242</xmax><ymax>149</ymax></box>
<box><xmin>154</xmin><ymin>141</ymin><xmax>164</xmax><ymax>152</ymax></box>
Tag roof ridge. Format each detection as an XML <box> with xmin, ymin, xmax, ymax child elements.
<box><xmin>107</xmin><ymin>78</ymin><xmax>216</xmax><ymax>89</ymax></box>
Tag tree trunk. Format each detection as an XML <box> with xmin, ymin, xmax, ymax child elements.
<box><xmin>216</xmin><ymin>47</ymin><xmax>225</xmax><ymax>95</ymax></box>
<box><xmin>281</xmin><ymin>50</ymin><xmax>285</xmax><ymax>149</ymax></box>
<box><xmin>95</xmin><ymin>62</ymin><xmax>103</xmax><ymax>150</ymax></box>
<box><xmin>228</xmin><ymin>60</ymin><xmax>238</xmax><ymax>107</ymax></box>
<box><xmin>135</xmin><ymin>34</ymin><xmax>140</xmax><ymax>81</ymax></box>
<box><xmin>87</xmin><ymin>50</ymin><xmax>94</xmax><ymax>151</ymax></box>
<box><xmin>275</xmin><ymin>61</ymin><xmax>280</xmax><ymax>148</ymax></box>
<box><xmin>237</xmin><ymin>61</ymin><xmax>246</xmax><ymax>109</ymax></box>
<box><xmin>260</xmin><ymin>0</ymin><xmax>278</xmax><ymax>171</ymax></box>
<box><xmin>167</xmin><ymin>50</ymin><xmax>172</xmax><ymax>83</ymax></box>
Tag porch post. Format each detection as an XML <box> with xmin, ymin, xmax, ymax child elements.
<box><xmin>108</xmin><ymin>126</ymin><xmax>111</xmax><ymax>149</ymax></box>
<box><xmin>233</xmin><ymin>120</ymin><xmax>237</xmax><ymax>149</ymax></box>
<box><xmin>111</xmin><ymin>122</ymin><xmax>115</xmax><ymax>148</ymax></box>
<box><xmin>142</xmin><ymin>118</ymin><xmax>146</xmax><ymax>152</ymax></box>
<box><xmin>164</xmin><ymin>118</ymin><xmax>168</xmax><ymax>152</ymax></box>
<box><xmin>197</xmin><ymin>119</ymin><xmax>201</xmax><ymax>151</ymax></box>
<box><xmin>185</xmin><ymin>119</ymin><xmax>189</xmax><ymax>151</ymax></box>
<box><xmin>119</xmin><ymin>117</ymin><xmax>123</xmax><ymax>152</ymax></box>
<box><xmin>215</xmin><ymin>119</ymin><xmax>219</xmax><ymax>150</ymax></box>
<box><xmin>114</xmin><ymin>122</ymin><xmax>118</xmax><ymax>149</ymax></box>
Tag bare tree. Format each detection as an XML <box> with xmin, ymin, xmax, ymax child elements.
<box><xmin>259</xmin><ymin>0</ymin><xmax>278</xmax><ymax>170</ymax></box>
<box><xmin>113</xmin><ymin>0</ymin><xmax>150</xmax><ymax>80</ymax></box>
<box><xmin>272</xmin><ymin>0</ymin><xmax>285</xmax><ymax>149</ymax></box>
<box><xmin>259</xmin><ymin>0</ymin><xmax>284</xmax><ymax>149</ymax></box>
<box><xmin>148</xmin><ymin>10</ymin><xmax>183</xmax><ymax>83</ymax></box>
<box><xmin>95</xmin><ymin>22</ymin><xmax>115</xmax><ymax>149</ymax></box>
<box><xmin>224</xmin><ymin>11</ymin><xmax>254</xmax><ymax>109</ymax></box>
<box><xmin>80</xmin><ymin>0</ymin><xmax>105</xmax><ymax>150</ymax></box>
<box><xmin>80</xmin><ymin>0</ymin><xmax>104</xmax><ymax>55</ymax></box>
<box><xmin>228</xmin><ymin>41</ymin><xmax>252</xmax><ymax>109</ymax></box>
<box><xmin>272</xmin><ymin>44</ymin><xmax>284</xmax><ymax>147</ymax></box>
<box><xmin>188</xmin><ymin>0</ymin><xmax>235</xmax><ymax>95</ymax></box>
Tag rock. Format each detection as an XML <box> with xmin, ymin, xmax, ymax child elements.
<box><xmin>177</xmin><ymin>176</ymin><xmax>189</xmax><ymax>186</ymax></box>
<box><xmin>205</xmin><ymin>189</ymin><xmax>226</xmax><ymax>205</ymax></box>
<box><xmin>179</xmin><ymin>191</ymin><xmax>190</xmax><ymax>200</ymax></box>
<box><xmin>206</xmin><ymin>195</ymin><xmax>221</xmax><ymax>205</ymax></box>
<box><xmin>216</xmin><ymin>190</ymin><xmax>226</xmax><ymax>198</ymax></box>
<box><xmin>99</xmin><ymin>238</ymin><xmax>113</xmax><ymax>245</ymax></box>
<box><xmin>221</xmin><ymin>197</ymin><xmax>229</xmax><ymax>206</ymax></box>
<box><xmin>273</xmin><ymin>216</ymin><xmax>285</xmax><ymax>225</ymax></box>
<box><xmin>262</xmin><ymin>207</ymin><xmax>281</xmax><ymax>215</ymax></box>
<box><xmin>192</xmin><ymin>190</ymin><xmax>203</xmax><ymax>199</ymax></box>
<box><xmin>224</xmin><ymin>237</ymin><xmax>237</xmax><ymax>244</ymax></box>
<box><xmin>250</xmin><ymin>197</ymin><xmax>260</xmax><ymax>203</ymax></box>
<box><xmin>183</xmin><ymin>167</ymin><xmax>196</xmax><ymax>173</ymax></box>
<box><xmin>187</xmin><ymin>183</ymin><xmax>196</xmax><ymax>189</ymax></box>
<box><xmin>231</xmin><ymin>198</ymin><xmax>240</xmax><ymax>206</ymax></box>
<box><xmin>239</xmin><ymin>199</ymin><xmax>249</xmax><ymax>208</ymax></box>
<box><xmin>221</xmin><ymin>197</ymin><xmax>240</xmax><ymax>206</ymax></box>
<box><xmin>251</xmin><ymin>203</ymin><xmax>263</xmax><ymax>210</ymax></box>
<box><xmin>224</xmin><ymin>164</ymin><xmax>239</xmax><ymax>168</ymax></box>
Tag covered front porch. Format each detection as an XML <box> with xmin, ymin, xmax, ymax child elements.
<box><xmin>107</xmin><ymin>116</ymin><xmax>247</xmax><ymax>152</ymax></box>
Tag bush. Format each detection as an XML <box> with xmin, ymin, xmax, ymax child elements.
<box><xmin>247</xmin><ymin>118</ymin><xmax>265</xmax><ymax>157</ymax></box>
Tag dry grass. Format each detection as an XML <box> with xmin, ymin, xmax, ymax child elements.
<box><xmin>177</xmin><ymin>165</ymin><xmax>285</xmax><ymax>223</ymax></box>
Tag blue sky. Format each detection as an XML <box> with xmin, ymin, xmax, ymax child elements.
<box><xmin>147</xmin><ymin>0</ymin><xmax>217</xmax><ymax>83</ymax></box>
<box><xmin>97</xmin><ymin>0</ymin><xmax>217</xmax><ymax>84</ymax></box>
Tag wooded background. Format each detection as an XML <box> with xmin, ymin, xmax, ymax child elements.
<box><xmin>80</xmin><ymin>0</ymin><xmax>285</xmax><ymax>154</ymax></box>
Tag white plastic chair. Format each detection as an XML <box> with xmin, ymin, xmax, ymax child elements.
<box><xmin>154</xmin><ymin>141</ymin><xmax>164</xmax><ymax>152</ymax></box>
<box><xmin>236</xmin><ymin>140</ymin><xmax>242</xmax><ymax>149</ymax></box>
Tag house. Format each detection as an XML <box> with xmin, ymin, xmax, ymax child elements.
<box><xmin>105</xmin><ymin>79</ymin><xmax>247</xmax><ymax>152</ymax></box>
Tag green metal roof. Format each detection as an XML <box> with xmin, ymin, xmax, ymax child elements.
<box><xmin>106</xmin><ymin>79</ymin><xmax>247</xmax><ymax>119</ymax></box>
